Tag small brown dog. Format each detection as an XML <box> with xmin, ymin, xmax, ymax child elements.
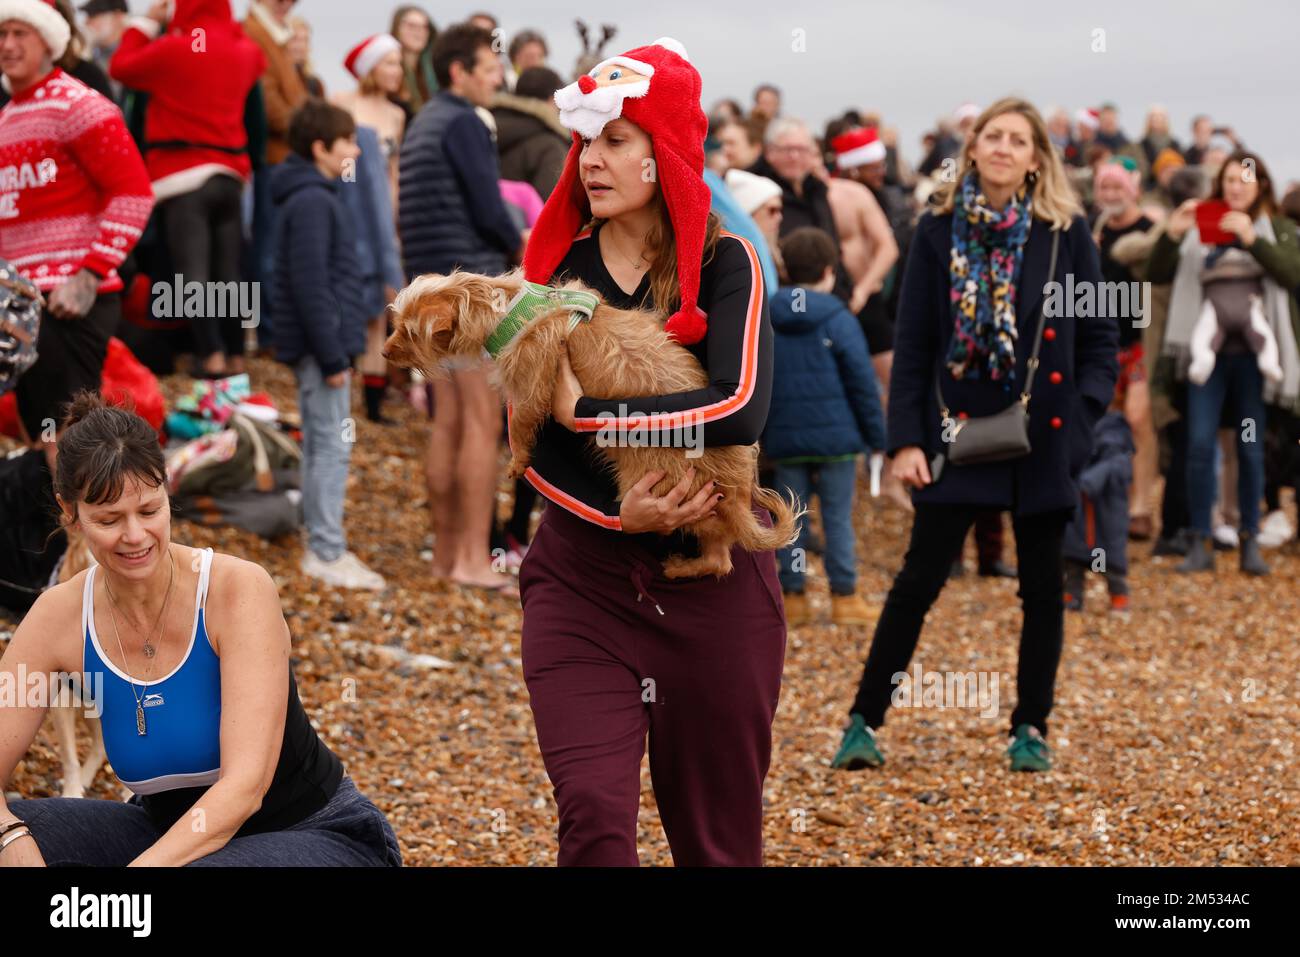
<box><xmin>50</xmin><ymin>527</ymin><xmax>106</xmax><ymax>797</ymax></box>
<box><xmin>384</xmin><ymin>268</ymin><xmax>797</xmax><ymax>579</ymax></box>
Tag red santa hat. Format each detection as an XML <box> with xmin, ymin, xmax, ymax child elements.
<box><xmin>831</xmin><ymin>127</ymin><xmax>887</xmax><ymax>170</ymax></box>
<box><xmin>1075</xmin><ymin>107</ymin><xmax>1101</xmax><ymax>131</ymax></box>
<box><xmin>344</xmin><ymin>34</ymin><xmax>401</xmax><ymax>80</ymax></box>
<box><xmin>523</xmin><ymin>36</ymin><xmax>712</xmax><ymax>346</ymax></box>
<box><xmin>0</xmin><ymin>0</ymin><xmax>70</xmax><ymax>60</ymax></box>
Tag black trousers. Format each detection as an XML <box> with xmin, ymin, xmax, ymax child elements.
<box><xmin>848</xmin><ymin>503</ymin><xmax>1071</xmax><ymax>738</ymax></box>
<box><xmin>15</xmin><ymin>293</ymin><xmax>120</xmax><ymax>441</ymax></box>
<box><xmin>159</xmin><ymin>174</ymin><xmax>245</xmax><ymax>359</ymax></box>
<box><xmin>1160</xmin><ymin>388</ymin><xmax>1191</xmax><ymax>536</ymax></box>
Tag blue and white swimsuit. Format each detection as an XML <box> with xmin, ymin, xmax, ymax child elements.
<box><xmin>82</xmin><ymin>547</ymin><xmax>222</xmax><ymax>795</ymax></box>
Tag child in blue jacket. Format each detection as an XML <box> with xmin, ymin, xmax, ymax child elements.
<box><xmin>1063</xmin><ymin>411</ymin><xmax>1135</xmax><ymax>612</ymax></box>
<box><xmin>764</xmin><ymin>227</ymin><xmax>887</xmax><ymax>627</ymax></box>
<box><xmin>271</xmin><ymin>100</ymin><xmax>384</xmax><ymax>591</ymax></box>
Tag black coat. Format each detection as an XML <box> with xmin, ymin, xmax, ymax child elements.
<box><xmin>398</xmin><ymin>91</ymin><xmax>520</xmax><ymax>279</ymax></box>
<box><xmin>888</xmin><ymin>210</ymin><xmax>1119</xmax><ymax>516</ymax></box>
<box><xmin>491</xmin><ymin>93</ymin><xmax>570</xmax><ymax>200</ymax></box>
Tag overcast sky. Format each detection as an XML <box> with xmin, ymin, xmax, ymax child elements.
<box><xmin>239</xmin><ymin>0</ymin><xmax>1300</xmax><ymax>186</ymax></box>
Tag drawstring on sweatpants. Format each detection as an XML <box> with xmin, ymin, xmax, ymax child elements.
<box><xmin>631</xmin><ymin>562</ymin><xmax>665</xmax><ymax>615</ymax></box>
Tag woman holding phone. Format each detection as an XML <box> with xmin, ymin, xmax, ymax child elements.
<box><xmin>831</xmin><ymin>98</ymin><xmax>1117</xmax><ymax>774</ymax></box>
<box><xmin>1147</xmin><ymin>150</ymin><xmax>1300</xmax><ymax>575</ymax></box>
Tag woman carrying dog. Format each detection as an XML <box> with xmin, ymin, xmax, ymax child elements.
<box><xmin>0</xmin><ymin>394</ymin><xmax>401</xmax><ymax>866</ymax></box>
<box><xmin>516</xmin><ymin>38</ymin><xmax>784</xmax><ymax>865</ymax></box>
<box><xmin>831</xmin><ymin>99</ymin><xmax>1118</xmax><ymax>774</ymax></box>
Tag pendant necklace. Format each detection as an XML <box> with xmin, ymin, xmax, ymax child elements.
<box><xmin>104</xmin><ymin>549</ymin><xmax>176</xmax><ymax>736</ymax></box>
<box><xmin>105</xmin><ymin>549</ymin><xmax>174</xmax><ymax>659</ymax></box>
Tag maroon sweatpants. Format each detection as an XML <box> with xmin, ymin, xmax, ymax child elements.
<box><xmin>519</xmin><ymin>503</ymin><xmax>787</xmax><ymax>866</ymax></box>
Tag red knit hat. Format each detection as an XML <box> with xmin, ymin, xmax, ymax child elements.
<box><xmin>523</xmin><ymin>37</ymin><xmax>711</xmax><ymax>345</ymax></box>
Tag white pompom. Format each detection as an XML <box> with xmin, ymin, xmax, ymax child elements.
<box><xmin>651</xmin><ymin>37</ymin><xmax>689</xmax><ymax>62</ymax></box>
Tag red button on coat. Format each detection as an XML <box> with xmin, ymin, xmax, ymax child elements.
<box><xmin>1049</xmin><ymin>371</ymin><xmax>1063</xmax><ymax>384</ymax></box>
<box><xmin>1050</xmin><ymin>416</ymin><xmax>1062</xmax><ymax>429</ymax></box>
<box><xmin>1043</xmin><ymin>327</ymin><xmax>1057</xmax><ymax>341</ymax></box>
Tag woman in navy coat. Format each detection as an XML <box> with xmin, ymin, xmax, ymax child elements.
<box><xmin>833</xmin><ymin>98</ymin><xmax>1119</xmax><ymax>773</ymax></box>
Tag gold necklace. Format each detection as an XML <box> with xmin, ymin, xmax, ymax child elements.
<box><xmin>103</xmin><ymin>550</ymin><xmax>176</xmax><ymax>737</ymax></box>
<box><xmin>603</xmin><ymin>227</ymin><xmax>651</xmax><ymax>271</ymax></box>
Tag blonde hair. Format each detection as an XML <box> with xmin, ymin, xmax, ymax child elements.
<box><xmin>930</xmin><ymin>97</ymin><xmax>1081</xmax><ymax>230</ymax></box>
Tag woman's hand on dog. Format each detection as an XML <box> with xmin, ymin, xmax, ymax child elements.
<box><xmin>551</xmin><ymin>351</ymin><xmax>584</xmax><ymax>430</ymax></box>
<box><xmin>620</xmin><ymin>468</ymin><xmax>722</xmax><ymax>534</ymax></box>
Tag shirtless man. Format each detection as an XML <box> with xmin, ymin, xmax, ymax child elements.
<box><xmin>826</xmin><ymin>128</ymin><xmax>898</xmax><ymax>389</ymax></box>
<box><xmin>827</xmin><ymin>127</ymin><xmax>908</xmax><ymax>510</ymax></box>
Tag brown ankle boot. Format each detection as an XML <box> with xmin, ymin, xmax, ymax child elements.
<box><xmin>782</xmin><ymin>592</ymin><xmax>812</xmax><ymax>627</ymax></box>
<box><xmin>831</xmin><ymin>593</ymin><xmax>878</xmax><ymax>627</ymax></box>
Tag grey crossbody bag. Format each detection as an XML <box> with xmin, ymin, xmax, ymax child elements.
<box><xmin>932</xmin><ymin>229</ymin><xmax>1060</xmax><ymax>474</ymax></box>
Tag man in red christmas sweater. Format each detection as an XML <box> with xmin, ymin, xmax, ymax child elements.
<box><xmin>0</xmin><ymin>0</ymin><xmax>153</xmax><ymax>451</ymax></box>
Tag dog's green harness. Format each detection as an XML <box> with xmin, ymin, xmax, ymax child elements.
<box><xmin>484</xmin><ymin>281</ymin><xmax>600</xmax><ymax>359</ymax></box>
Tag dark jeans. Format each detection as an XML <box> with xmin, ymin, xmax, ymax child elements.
<box><xmin>160</xmin><ymin>174</ymin><xmax>245</xmax><ymax>360</ymax></box>
<box><xmin>5</xmin><ymin>775</ymin><xmax>401</xmax><ymax>866</ymax></box>
<box><xmin>848</xmin><ymin>503</ymin><xmax>1071</xmax><ymax>738</ymax></box>
<box><xmin>774</xmin><ymin>458</ymin><xmax>859</xmax><ymax>595</ymax></box>
<box><xmin>1186</xmin><ymin>352</ymin><xmax>1266</xmax><ymax>535</ymax></box>
<box><xmin>1160</xmin><ymin>387</ymin><xmax>1191</xmax><ymax>536</ymax></box>
<box><xmin>15</xmin><ymin>293</ymin><xmax>120</xmax><ymax>441</ymax></box>
<box><xmin>250</xmin><ymin>164</ymin><xmax>278</xmax><ymax>348</ymax></box>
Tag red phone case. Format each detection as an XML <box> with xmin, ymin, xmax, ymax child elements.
<box><xmin>1196</xmin><ymin>200</ymin><xmax>1236</xmax><ymax>245</ymax></box>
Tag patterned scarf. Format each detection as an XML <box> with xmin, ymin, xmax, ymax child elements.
<box><xmin>947</xmin><ymin>170</ymin><xmax>1033</xmax><ymax>388</ymax></box>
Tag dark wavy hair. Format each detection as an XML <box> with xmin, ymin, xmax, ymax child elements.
<box><xmin>1211</xmin><ymin>149</ymin><xmax>1277</xmax><ymax>220</ymax></box>
<box><xmin>53</xmin><ymin>391</ymin><xmax>166</xmax><ymax>525</ymax></box>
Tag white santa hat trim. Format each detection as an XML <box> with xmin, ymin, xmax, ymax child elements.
<box><xmin>586</xmin><ymin>38</ymin><xmax>690</xmax><ymax>78</ymax></box>
<box><xmin>1075</xmin><ymin>107</ymin><xmax>1100</xmax><ymax>131</ymax></box>
<box><xmin>0</xmin><ymin>0</ymin><xmax>70</xmax><ymax>60</ymax></box>
<box><xmin>836</xmin><ymin>140</ymin><xmax>887</xmax><ymax>169</ymax></box>
<box><xmin>588</xmin><ymin>54</ymin><xmax>656</xmax><ymax>78</ymax></box>
<box><xmin>345</xmin><ymin>33</ymin><xmax>401</xmax><ymax>80</ymax></box>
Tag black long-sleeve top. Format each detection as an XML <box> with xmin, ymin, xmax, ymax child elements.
<box><xmin>523</xmin><ymin>223</ymin><xmax>772</xmax><ymax>533</ymax></box>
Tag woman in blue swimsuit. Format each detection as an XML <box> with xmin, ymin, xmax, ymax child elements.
<box><xmin>0</xmin><ymin>393</ymin><xmax>401</xmax><ymax>867</ymax></box>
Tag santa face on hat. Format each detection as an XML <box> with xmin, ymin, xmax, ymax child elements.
<box><xmin>554</xmin><ymin>55</ymin><xmax>655</xmax><ymax>142</ymax></box>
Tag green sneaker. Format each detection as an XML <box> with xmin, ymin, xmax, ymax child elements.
<box><xmin>831</xmin><ymin>714</ymin><xmax>884</xmax><ymax>770</ymax></box>
<box><xmin>1006</xmin><ymin>724</ymin><xmax>1052</xmax><ymax>772</ymax></box>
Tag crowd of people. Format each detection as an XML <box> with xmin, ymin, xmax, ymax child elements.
<box><xmin>0</xmin><ymin>0</ymin><xmax>1296</xmax><ymax>867</ymax></box>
